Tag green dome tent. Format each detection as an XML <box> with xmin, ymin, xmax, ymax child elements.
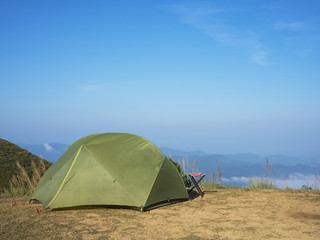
<box><xmin>31</xmin><ymin>133</ymin><xmax>189</xmax><ymax>210</ymax></box>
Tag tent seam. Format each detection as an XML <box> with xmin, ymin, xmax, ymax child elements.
<box><xmin>47</xmin><ymin>145</ymin><xmax>83</xmax><ymax>208</ymax></box>
<box><xmin>144</xmin><ymin>157</ymin><xmax>188</xmax><ymax>207</ymax></box>
<box><xmin>82</xmin><ymin>144</ymin><xmax>136</xmax><ymax>205</ymax></box>
<box><xmin>143</xmin><ymin>157</ymin><xmax>166</xmax><ymax>207</ymax></box>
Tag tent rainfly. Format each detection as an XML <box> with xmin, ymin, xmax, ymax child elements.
<box><xmin>31</xmin><ymin>133</ymin><xmax>189</xmax><ymax>210</ymax></box>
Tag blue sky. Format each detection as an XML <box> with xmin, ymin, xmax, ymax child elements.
<box><xmin>1</xmin><ymin>0</ymin><xmax>319</xmax><ymax>156</ymax></box>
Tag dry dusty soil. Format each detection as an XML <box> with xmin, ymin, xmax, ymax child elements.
<box><xmin>1</xmin><ymin>188</ymin><xmax>320</xmax><ymax>240</ymax></box>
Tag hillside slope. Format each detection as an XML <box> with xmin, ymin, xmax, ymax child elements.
<box><xmin>0</xmin><ymin>138</ymin><xmax>51</xmax><ymax>191</ymax></box>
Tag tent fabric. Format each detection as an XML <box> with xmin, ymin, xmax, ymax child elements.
<box><xmin>31</xmin><ymin>133</ymin><xmax>189</xmax><ymax>210</ymax></box>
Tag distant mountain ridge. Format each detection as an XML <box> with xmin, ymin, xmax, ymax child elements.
<box><xmin>18</xmin><ymin>144</ymin><xmax>210</xmax><ymax>163</ymax></box>
<box><xmin>18</xmin><ymin>142</ymin><xmax>320</xmax><ymax>188</ymax></box>
<box><xmin>165</xmin><ymin>150</ymin><xmax>320</xmax><ymax>188</ymax></box>
<box><xmin>18</xmin><ymin>143</ymin><xmax>69</xmax><ymax>163</ymax></box>
<box><xmin>166</xmin><ymin>150</ymin><xmax>320</xmax><ymax>168</ymax></box>
<box><xmin>159</xmin><ymin>147</ymin><xmax>208</xmax><ymax>157</ymax></box>
<box><xmin>18</xmin><ymin>143</ymin><xmax>320</xmax><ymax>167</ymax></box>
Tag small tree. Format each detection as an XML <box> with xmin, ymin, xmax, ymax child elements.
<box><xmin>168</xmin><ymin>157</ymin><xmax>191</xmax><ymax>187</ymax></box>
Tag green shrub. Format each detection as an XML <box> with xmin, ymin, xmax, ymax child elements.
<box><xmin>168</xmin><ymin>158</ymin><xmax>192</xmax><ymax>187</ymax></box>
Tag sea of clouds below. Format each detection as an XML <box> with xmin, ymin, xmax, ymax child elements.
<box><xmin>221</xmin><ymin>173</ymin><xmax>320</xmax><ymax>190</ymax></box>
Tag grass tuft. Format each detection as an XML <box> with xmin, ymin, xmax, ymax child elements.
<box><xmin>1</xmin><ymin>158</ymin><xmax>47</xmax><ymax>196</ymax></box>
<box><xmin>247</xmin><ymin>177</ymin><xmax>277</xmax><ymax>189</ymax></box>
<box><xmin>200</xmin><ymin>181</ymin><xmax>230</xmax><ymax>189</ymax></box>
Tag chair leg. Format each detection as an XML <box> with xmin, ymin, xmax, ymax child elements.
<box><xmin>188</xmin><ymin>175</ymin><xmax>205</xmax><ymax>197</ymax></box>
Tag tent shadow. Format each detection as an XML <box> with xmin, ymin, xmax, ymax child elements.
<box><xmin>48</xmin><ymin>199</ymin><xmax>190</xmax><ymax>212</ymax></box>
<box><xmin>51</xmin><ymin>205</ymin><xmax>136</xmax><ymax>212</ymax></box>
<box><xmin>203</xmin><ymin>190</ymin><xmax>218</xmax><ymax>193</ymax></box>
<box><xmin>32</xmin><ymin>189</ymin><xmax>219</xmax><ymax>213</ymax></box>
<box><xmin>188</xmin><ymin>189</ymin><xmax>201</xmax><ymax>200</ymax></box>
<box><xmin>188</xmin><ymin>189</ymin><xmax>218</xmax><ymax>201</ymax></box>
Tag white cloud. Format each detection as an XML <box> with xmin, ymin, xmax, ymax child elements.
<box><xmin>169</xmin><ymin>4</ymin><xmax>231</xmax><ymax>45</ymax></box>
<box><xmin>221</xmin><ymin>173</ymin><xmax>320</xmax><ymax>190</ymax></box>
<box><xmin>43</xmin><ymin>143</ymin><xmax>54</xmax><ymax>152</ymax></box>
<box><xmin>273</xmin><ymin>20</ymin><xmax>320</xmax><ymax>58</ymax></box>
<box><xmin>167</xmin><ymin>3</ymin><xmax>271</xmax><ymax>65</ymax></box>
<box><xmin>251</xmin><ymin>51</ymin><xmax>273</xmax><ymax>66</ymax></box>
<box><xmin>222</xmin><ymin>176</ymin><xmax>251</xmax><ymax>184</ymax></box>
<box><xmin>273</xmin><ymin>22</ymin><xmax>304</xmax><ymax>31</ymax></box>
<box><xmin>274</xmin><ymin>173</ymin><xmax>320</xmax><ymax>190</ymax></box>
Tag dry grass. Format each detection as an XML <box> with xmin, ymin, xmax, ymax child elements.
<box><xmin>1</xmin><ymin>188</ymin><xmax>320</xmax><ymax>240</ymax></box>
<box><xmin>31</xmin><ymin>161</ymin><xmax>42</xmax><ymax>187</ymax></box>
<box><xmin>16</xmin><ymin>162</ymin><xmax>33</xmax><ymax>188</ymax></box>
<box><xmin>217</xmin><ymin>165</ymin><xmax>222</xmax><ymax>184</ymax></box>
<box><xmin>3</xmin><ymin>159</ymin><xmax>47</xmax><ymax>196</ymax></box>
<box><xmin>247</xmin><ymin>177</ymin><xmax>277</xmax><ymax>189</ymax></box>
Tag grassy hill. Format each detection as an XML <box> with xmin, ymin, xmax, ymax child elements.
<box><xmin>0</xmin><ymin>138</ymin><xmax>51</xmax><ymax>192</ymax></box>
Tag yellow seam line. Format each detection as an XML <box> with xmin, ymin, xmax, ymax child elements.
<box><xmin>47</xmin><ymin>145</ymin><xmax>83</xmax><ymax>208</ymax></box>
<box><xmin>144</xmin><ymin>157</ymin><xmax>165</xmax><ymax>207</ymax></box>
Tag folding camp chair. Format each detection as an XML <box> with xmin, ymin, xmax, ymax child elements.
<box><xmin>187</xmin><ymin>173</ymin><xmax>206</xmax><ymax>198</ymax></box>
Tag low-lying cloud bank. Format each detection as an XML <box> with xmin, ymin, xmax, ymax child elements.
<box><xmin>221</xmin><ymin>173</ymin><xmax>320</xmax><ymax>190</ymax></box>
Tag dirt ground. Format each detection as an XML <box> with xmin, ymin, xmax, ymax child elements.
<box><xmin>1</xmin><ymin>188</ymin><xmax>320</xmax><ymax>240</ymax></box>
